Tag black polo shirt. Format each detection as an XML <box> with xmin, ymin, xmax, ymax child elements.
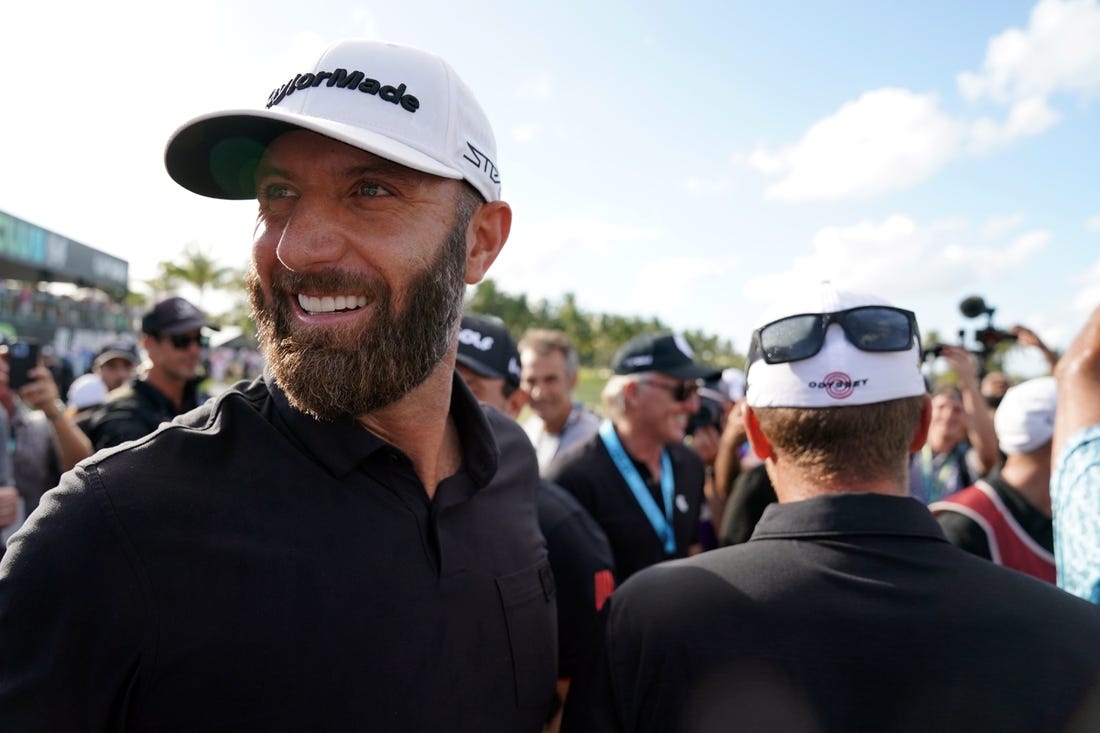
<box><xmin>0</xmin><ymin>374</ymin><xmax>557</xmax><ymax>731</ymax></box>
<box><xmin>547</xmin><ymin>429</ymin><xmax>703</xmax><ymax>582</ymax></box>
<box><xmin>538</xmin><ymin>478</ymin><xmax>615</xmax><ymax>681</ymax></box>
<box><xmin>562</xmin><ymin>493</ymin><xmax>1100</xmax><ymax>733</ymax></box>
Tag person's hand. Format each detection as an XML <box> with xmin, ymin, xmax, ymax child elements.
<box><xmin>18</xmin><ymin>365</ymin><xmax>63</xmax><ymax>415</ymax></box>
<box><xmin>720</xmin><ymin>399</ymin><xmax>748</xmax><ymax>449</ymax></box>
<box><xmin>939</xmin><ymin>345</ymin><xmax>980</xmax><ymax>394</ymax></box>
<box><xmin>1011</xmin><ymin>325</ymin><xmax>1045</xmax><ymax>349</ymax></box>
<box><xmin>690</xmin><ymin>424</ymin><xmax>721</xmax><ymax>466</ymax></box>
<box><xmin>0</xmin><ymin>486</ymin><xmax>19</xmax><ymax>528</ymax></box>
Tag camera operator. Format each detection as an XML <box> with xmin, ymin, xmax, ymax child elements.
<box><xmin>910</xmin><ymin>345</ymin><xmax>999</xmax><ymax>504</ymax></box>
<box><xmin>0</xmin><ymin>343</ymin><xmax>94</xmax><ymax>545</ymax></box>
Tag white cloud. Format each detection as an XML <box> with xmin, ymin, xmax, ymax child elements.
<box><xmin>742</xmin><ymin>215</ymin><xmax>1050</xmax><ymax>305</ymax></box>
<box><xmin>967</xmin><ymin>96</ymin><xmax>1061</xmax><ymax>152</ymax></box>
<box><xmin>487</xmin><ymin>216</ymin><xmax>660</xmax><ymax>301</ymax></box>
<box><xmin>749</xmin><ymin>89</ymin><xmax>965</xmax><ymax>201</ymax></box>
<box><xmin>1086</xmin><ymin>215</ymin><xmax>1100</xmax><ymax>231</ymax></box>
<box><xmin>957</xmin><ymin>0</ymin><xmax>1100</xmax><ymax>104</ymax></box>
<box><xmin>680</xmin><ymin>177</ymin><xmax>738</xmax><ymax>195</ymax></box>
<box><xmin>981</xmin><ymin>213</ymin><xmax>1026</xmax><ymax>240</ymax></box>
<box><xmin>747</xmin><ymin>1</ymin><xmax>1100</xmax><ymax>202</ymax></box>
<box><xmin>632</xmin><ymin>256</ymin><xmax>731</xmax><ymax>313</ymax></box>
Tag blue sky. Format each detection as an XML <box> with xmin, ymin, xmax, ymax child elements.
<box><xmin>2</xmin><ymin>0</ymin><xmax>1097</xmax><ymax>376</ymax></box>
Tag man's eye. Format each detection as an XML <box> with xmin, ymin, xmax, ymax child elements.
<box><xmin>260</xmin><ymin>183</ymin><xmax>294</xmax><ymax>200</ymax></box>
<box><xmin>358</xmin><ymin>183</ymin><xmax>390</xmax><ymax>198</ymax></box>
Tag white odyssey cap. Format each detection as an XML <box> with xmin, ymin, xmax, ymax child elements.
<box><xmin>745</xmin><ymin>282</ymin><xmax>927</xmax><ymax>408</ymax></box>
<box><xmin>164</xmin><ymin>39</ymin><xmax>501</xmax><ymax>202</ymax></box>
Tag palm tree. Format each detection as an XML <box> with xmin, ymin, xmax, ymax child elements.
<box><xmin>144</xmin><ymin>268</ymin><xmax>182</xmax><ymax>302</ymax></box>
<box><xmin>161</xmin><ymin>243</ymin><xmax>236</xmax><ymax>309</ymax></box>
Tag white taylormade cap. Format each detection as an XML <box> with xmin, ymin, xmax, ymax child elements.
<box><xmin>165</xmin><ymin>39</ymin><xmax>501</xmax><ymax>202</ymax></box>
<box><xmin>994</xmin><ymin>376</ymin><xmax>1057</xmax><ymax>455</ymax></box>
<box><xmin>745</xmin><ymin>283</ymin><xmax>926</xmax><ymax>408</ymax></box>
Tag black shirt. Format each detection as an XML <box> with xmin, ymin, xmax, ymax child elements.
<box><xmin>934</xmin><ymin>470</ymin><xmax>1054</xmax><ymax>560</ymax></box>
<box><xmin>0</xmin><ymin>374</ymin><xmax>557</xmax><ymax>731</ymax></box>
<box><xmin>538</xmin><ymin>478</ymin><xmax>615</xmax><ymax>680</ymax></box>
<box><xmin>88</xmin><ymin>376</ymin><xmax>208</xmax><ymax>450</ymax></box>
<box><xmin>548</xmin><ymin>429</ymin><xmax>703</xmax><ymax>583</ymax></box>
<box><xmin>563</xmin><ymin>493</ymin><xmax>1100</xmax><ymax>733</ymax></box>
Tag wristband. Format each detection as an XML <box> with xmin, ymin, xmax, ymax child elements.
<box><xmin>46</xmin><ymin>399</ymin><xmax>67</xmax><ymax>422</ymax></box>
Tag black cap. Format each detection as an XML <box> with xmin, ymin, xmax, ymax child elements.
<box><xmin>456</xmin><ymin>314</ymin><xmax>522</xmax><ymax>389</ymax></box>
<box><xmin>93</xmin><ymin>339</ymin><xmax>141</xmax><ymax>368</ymax></box>
<box><xmin>611</xmin><ymin>332</ymin><xmax>720</xmax><ymax>380</ymax></box>
<box><xmin>141</xmin><ymin>296</ymin><xmax>210</xmax><ymax>336</ymax></box>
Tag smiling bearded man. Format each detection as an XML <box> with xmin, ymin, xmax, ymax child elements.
<box><xmin>0</xmin><ymin>39</ymin><xmax>556</xmax><ymax>733</ymax></box>
<box><xmin>247</xmin><ymin>188</ymin><xmax>476</xmax><ymax>419</ymax></box>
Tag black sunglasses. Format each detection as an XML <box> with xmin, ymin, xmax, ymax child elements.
<box><xmin>165</xmin><ymin>332</ymin><xmax>208</xmax><ymax>349</ymax></box>
<box><xmin>747</xmin><ymin>306</ymin><xmax>920</xmax><ymax>366</ymax></box>
<box><xmin>638</xmin><ymin>379</ymin><xmax>699</xmax><ymax>402</ymax></box>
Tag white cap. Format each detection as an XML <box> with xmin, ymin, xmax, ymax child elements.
<box><xmin>994</xmin><ymin>376</ymin><xmax>1057</xmax><ymax>455</ymax></box>
<box><xmin>67</xmin><ymin>374</ymin><xmax>108</xmax><ymax>410</ymax></box>
<box><xmin>165</xmin><ymin>39</ymin><xmax>501</xmax><ymax>202</ymax></box>
<box><xmin>745</xmin><ymin>283</ymin><xmax>926</xmax><ymax>408</ymax></box>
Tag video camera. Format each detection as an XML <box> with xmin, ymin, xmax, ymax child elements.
<box><xmin>959</xmin><ymin>295</ymin><xmax>1016</xmax><ymax>357</ymax></box>
<box><xmin>922</xmin><ymin>295</ymin><xmax>1015</xmax><ymax>374</ymax></box>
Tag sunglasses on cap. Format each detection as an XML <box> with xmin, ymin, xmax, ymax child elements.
<box><xmin>164</xmin><ymin>332</ymin><xmax>208</xmax><ymax>349</ymax></box>
<box><xmin>638</xmin><ymin>379</ymin><xmax>700</xmax><ymax>402</ymax></box>
<box><xmin>747</xmin><ymin>306</ymin><xmax>920</xmax><ymax>366</ymax></box>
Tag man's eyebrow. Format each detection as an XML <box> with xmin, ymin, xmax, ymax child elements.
<box><xmin>254</xmin><ymin>159</ymin><xmax>428</xmax><ymax>185</ymax></box>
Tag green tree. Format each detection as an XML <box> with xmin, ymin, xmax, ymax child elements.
<box><xmin>160</xmin><ymin>243</ymin><xmax>237</xmax><ymax>310</ymax></box>
<box><xmin>143</xmin><ymin>269</ymin><xmax>182</xmax><ymax>302</ymax></box>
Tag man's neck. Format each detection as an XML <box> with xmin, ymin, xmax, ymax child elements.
<box><xmin>769</xmin><ymin>459</ymin><xmax>909</xmax><ymax>503</ymax></box>
<box><xmin>543</xmin><ymin>404</ymin><xmax>573</xmax><ymax>435</ymax></box>
<box><xmin>998</xmin><ymin>455</ymin><xmax>1053</xmax><ymax>517</ymax></box>
<box><xmin>144</xmin><ymin>369</ymin><xmax>187</xmax><ymax>409</ymax></box>
<box><xmin>613</xmin><ymin>418</ymin><xmax>665</xmax><ymax>478</ymax></box>
<box><xmin>358</xmin><ymin>361</ymin><xmax>460</xmax><ymax>500</ymax></box>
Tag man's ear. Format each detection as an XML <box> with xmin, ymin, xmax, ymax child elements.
<box><xmin>464</xmin><ymin>200</ymin><xmax>511</xmax><ymax>285</ymax></box>
<box><xmin>505</xmin><ymin>386</ymin><xmax>529</xmax><ymax>421</ymax></box>
<box><xmin>910</xmin><ymin>394</ymin><xmax>932</xmax><ymax>452</ymax></box>
<box><xmin>743</xmin><ymin>405</ymin><xmax>774</xmax><ymax>461</ymax></box>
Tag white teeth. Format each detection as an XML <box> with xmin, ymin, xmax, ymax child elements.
<box><xmin>297</xmin><ymin>294</ymin><xmax>368</xmax><ymax>314</ymax></box>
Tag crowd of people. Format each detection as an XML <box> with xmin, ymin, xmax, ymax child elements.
<box><xmin>0</xmin><ymin>37</ymin><xmax>1097</xmax><ymax>733</ymax></box>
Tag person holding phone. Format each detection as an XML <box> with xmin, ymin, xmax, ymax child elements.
<box><xmin>0</xmin><ymin>339</ymin><xmax>93</xmax><ymax>544</ymax></box>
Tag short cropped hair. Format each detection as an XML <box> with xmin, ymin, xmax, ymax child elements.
<box><xmin>601</xmin><ymin>374</ymin><xmax>637</xmax><ymax>421</ymax></box>
<box><xmin>518</xmin><ymin>329</ymin><xmax>580</xmax><ymax>378</ymax></box>
<box><xmin>753</xmin><ymin>396</ymin><xmax>925</xmax><ymax>486</ymax></box>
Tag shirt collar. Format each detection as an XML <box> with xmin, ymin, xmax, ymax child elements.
<box><xmin>753</xmin><ymin>493</ymin><xmax>948</xmax><ymax>542</ymax></box>
<box><xmin>265</xmin><ymin>369</ymin><xmax>498</xmax><ymax>486</ymax></box>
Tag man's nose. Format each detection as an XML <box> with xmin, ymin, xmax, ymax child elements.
<box><xmin>272</xmin><ymin>198</ymin><xmax>351</xmax><ymax>272</ymax></box>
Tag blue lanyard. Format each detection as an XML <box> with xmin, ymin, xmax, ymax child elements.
<box><xmin>920</xmin><ymin>443</ymin><xmax>964</xmax><ymax>503</ymax></box>
<box><xmin>598</xmin><ymin>419</ymin><xmax>676</xmax><ymax>554</ymax></box>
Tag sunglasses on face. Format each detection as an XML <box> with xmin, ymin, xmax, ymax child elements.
<box><xmin>165</xmin><ymin>332</ymin><xmax>208</xmax><ymax>349</ymax></box>
<box><xmin>638</xmin><ymin>379</ymin><xmax>699</xmax><ymax>402</ymax></box>
<box><xmin>747</xmin><ymin>306</ymin><xmax>920</xmax><ymax>366</ymax></box>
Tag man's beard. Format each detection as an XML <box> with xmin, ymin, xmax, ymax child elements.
<box><xmin>246</xmin><ymin>211</ymin><xmax>470</xmax><ymax>421</ymax></box>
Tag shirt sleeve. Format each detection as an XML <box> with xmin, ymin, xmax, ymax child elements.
<box><xmin>1051</xmin><ymin>424</ymin><xmax>1100</xmax><ymax>604</ymax></box>
<box><xmin>0</xmin><ymin>464</ymin><xmax>148</xmax><ymax>729</ymax></box>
